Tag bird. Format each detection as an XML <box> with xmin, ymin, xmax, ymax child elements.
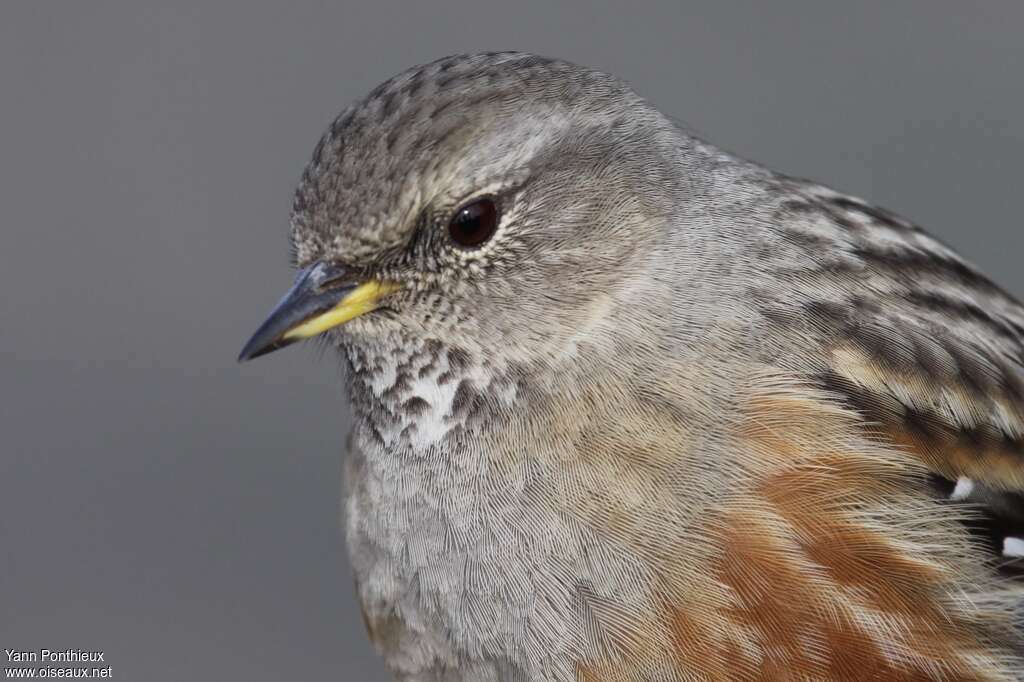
<box><xmin>239</xmin><ymin>52</ymin><xmax>1024</xmax><ymax>680</ymax></box>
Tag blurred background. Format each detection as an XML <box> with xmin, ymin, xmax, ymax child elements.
<box><xmin>2</xmin><ymin>2</ymin><xmax>1023</xmax><ymax>680</ymax></box>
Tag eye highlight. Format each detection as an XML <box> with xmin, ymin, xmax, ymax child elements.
<box><xmin>448</xmin><ymin>197</ymin><xmax>499</xmax><ymax>249</ymax></box>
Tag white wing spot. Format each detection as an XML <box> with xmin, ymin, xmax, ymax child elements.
<box><xmin>1002</xmin><ymin>537</ymin><xmax>1024</xmax><ymax>558</ymax></box>
<box><xmin>950</xmin><ymin>477</ymin><xmax>974</xmax><ymax>501</ymax></box>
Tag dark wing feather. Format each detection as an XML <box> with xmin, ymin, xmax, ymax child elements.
<box><xmin>760</xmin><ymin>176</ymin><xmax>1024</xmax><ymax>571</ymax></box>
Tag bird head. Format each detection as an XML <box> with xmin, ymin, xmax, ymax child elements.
<box><xmin>239</xmin><ymin>53</ymin><xmax>684</xmax><ymax>366</ymax></box>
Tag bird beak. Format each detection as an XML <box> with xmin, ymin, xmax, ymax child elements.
<box><xmin>238</xmin><ymin>261</ymin><xmax>400</xmax><ymax>362</ymax></box>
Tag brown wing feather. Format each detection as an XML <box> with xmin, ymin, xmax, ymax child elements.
<box><xmin>575</xmin><ymin>381</ymin><xmax>1019</xmax><ymax>679</ymax></box>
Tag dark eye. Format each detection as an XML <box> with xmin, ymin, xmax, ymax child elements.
<box><xmin>448</xmin><ymin>197</ymin><xmax>499</xmax><ymax>249</ymax></box>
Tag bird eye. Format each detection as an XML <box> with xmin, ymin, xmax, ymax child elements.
<box><xmin>448</xmin><ymin>197</ymin><xmax>499</xmax><ymax>249</ymax></box>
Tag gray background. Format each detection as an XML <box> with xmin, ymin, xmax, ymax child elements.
<box><xmin>2</xmin><ymin>2</ymin><xmax>1023</xmax><ymax>680</ymax></box>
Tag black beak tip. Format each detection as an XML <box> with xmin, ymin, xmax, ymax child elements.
<box><xmin>237</xmin><ymin>344</ymin><xmax>264</xmax><ymax>363</ymax></box>
<box><xmin>237</xmin><ymin>341</ymin><xmax>265</xmax><ymax>363</ymax></box>
<box><xmin>237</xmin><ymin>334</ymin><xmax>293</xmax><ymax>363</ymax></box>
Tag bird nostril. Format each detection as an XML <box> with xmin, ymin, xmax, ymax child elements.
<box><xmin>305</xmin><ymin>261</ymin><xmax>360</xmax><ymax>294</ymax></box>
<box><xmin>316</xmin><ymin>276</ymin><xmax>357</xmax><ymax>294</ymax></box>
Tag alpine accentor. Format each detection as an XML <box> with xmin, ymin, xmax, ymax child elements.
<box><xmin>240</xmin><ymin>53</ymin><xmax>1024</xmax><ymax>680</ymax></box>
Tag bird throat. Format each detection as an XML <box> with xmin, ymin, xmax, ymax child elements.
<box><xmin>342</xmin><ymin>335</ymin><xmax>519</xmax><ymax>453</ymax></box>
